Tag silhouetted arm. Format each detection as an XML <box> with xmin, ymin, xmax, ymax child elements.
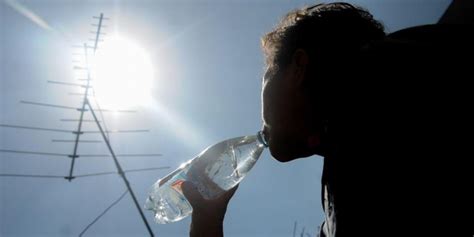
<box><xmin>182</xmin><ymin>182</ymin><xmax>238</xmax><ymax>237</ymax></box>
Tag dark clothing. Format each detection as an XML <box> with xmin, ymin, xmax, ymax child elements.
<box><xmin>321</xmin><ymin>24</ymin><xmax>474</xmax><ymax>236</ymax></box>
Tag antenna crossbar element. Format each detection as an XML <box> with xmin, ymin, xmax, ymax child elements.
<box><xmin>74</xmin><ymin>167</ymin><xmax>170</xmax><ymax>178</ymax></box>
<box><xmin>0</xmin><ymin>124</ymin><xmax>73</xmax><ymax>133</ymax></box>
<box><xmin>52</xmin><ymin>140</ymin><xmax>102</xmax><ymax>143</ymax></box>
<box><xmin>0</xmin><ymin>174</ymin><xmax>66</xmax><ymax>179</ymax></box>
<box><xmin>77</xmin><ymin>153</ymin><xmax>162</xmax><ymax>157</ymax></box>
<box><xmin>93</xmin><ymin>16</ymin><xmax>110</xmax><ymax>20</ymax></box>
<box><xmin>73</xmin><ymin>66</ymin><xmax>88</xmax><ymax>70</ymax></box>
<box><xmin>82</xmin><ymin>129</ymin><xmax>150</xmax><ymax>134</ymax></box>
<box><xmin>110</xmin><ymin>154</ymin><xmax>163</xmax><ymax>157</ymax></box>
<box><xmin>20</xmin><ymin>100</ymin><xmax>79</xmax><ymax>110</ymax></box>
<box><xmin>72</xmin><ymin>45</ymin><xmax>94</xmax><ymax>49</ymax></box>
<box><xmin>95</xmin><ymin>110</ymin><xmax>137</xmax><ymax>113</ymax></box>
<box><xmin>60</xmin><ymin>119</ymin><xmax>98</xmax><ymax>123</ymax></box>
<box><xmin>89</xmin><ymin>31</ymin><xmax>106</xmax><ymax>35</ymax></box>
<box><xmin>68</xmin><ymin>92</ymin><xmax>94</xmax><ymax>97</ymax></box>
<box><xmin>0</xmin><ymin>149</ymin><xmax>70</xmax><ymax>157</ymax></box>
<box><xmin>0</xmin><ymin>149</ymin><xmax>161</xmax><ymax>158</ymax></box>
<box><xmin>0</xmin><ymin>167</ymin><xmax>169</xmax><ymax>180</ymax></box>
<box><xmin>47</xmin><ymin>80</ymin><xmax>89</xmax><ymax>88</ymax></box>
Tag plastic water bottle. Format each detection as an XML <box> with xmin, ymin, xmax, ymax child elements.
<box><xmin>144</xmin><ymin>131</ymin><xmax>268</xmax><ymax>224</ymax></box>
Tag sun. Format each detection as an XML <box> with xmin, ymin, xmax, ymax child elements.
<box><xmin>91</xmin><ymin>36</ymin><xmax>154</xmax><ymax>109</ymax></box>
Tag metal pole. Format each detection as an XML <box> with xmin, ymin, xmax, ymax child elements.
<box><xmin>66</xmin><ymin>44</ymin><xmax>93</xmax><ymax>181</ymax></box>
<box><xmin>93</xmin><ymin>13</ymin><xmax>104</xmax><ymax>51</ymax></box>
<box><xmin>86</xmin><ymin>98</ymin><xmax>155</xmax><ymax>237</ymax></box>
<box><xmin>68</xmin><ymin>10</ymin><xmax>104</xmax><ymax>180</ymax></box>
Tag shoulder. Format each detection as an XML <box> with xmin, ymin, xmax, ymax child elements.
<box><xmin>388</xmin><ymin>24</ymin><xmax>474</xmax><ymax>42</ymax></box>
<box><xmin>355</xmin><ymin>24</ymin><xmax>474</xmax><ymax>76</ymax></box>
<box><xmin>363</xmin><ymin>24</ymin><xmax>474</xmax><ymax>58</ymax></box>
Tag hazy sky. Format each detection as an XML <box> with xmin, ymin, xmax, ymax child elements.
<box><xmin>1</xmin><ymin>0</ymin><xmax>450</xmax><ymax>236</ymax></box>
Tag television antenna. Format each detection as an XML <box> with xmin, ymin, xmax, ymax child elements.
<box><xmin>0</xmin><ymin>13</ymin><xmax>166</xmax><ymax>237</ymax></box>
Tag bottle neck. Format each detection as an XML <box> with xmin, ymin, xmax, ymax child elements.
<box><xmin>257</xmin><ymin>130</ymin><xmax>269</xmax><ymax>148</ymax></box>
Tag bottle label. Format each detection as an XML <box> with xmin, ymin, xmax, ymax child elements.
<box><xmin>171</xmin><ymin>179</ymin><xmax>184</xmax><ymax>194</ymax></box>
<box><xmin>158</xmin><ymin>167</ymin><xmax>183</xmax><ymax>186</ymax></box>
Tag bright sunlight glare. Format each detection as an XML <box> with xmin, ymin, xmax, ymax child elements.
<box><xmin>91</xmin><ymin>36</ymin><xmax>154</xmax><ymax>109</ymax></box>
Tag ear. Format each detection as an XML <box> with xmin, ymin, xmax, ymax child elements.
<box><xmin>291</xmin><ymin>49</ymin><xmax>309</xmax><ymax>85</ymax></box>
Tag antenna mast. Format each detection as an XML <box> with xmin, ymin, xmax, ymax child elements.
<box><xmin>1</xmin><ymin>13</ymin><xmax>162</xmax><ymax>237</ymax></box>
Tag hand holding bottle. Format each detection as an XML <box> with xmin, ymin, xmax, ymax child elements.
<box><xmin>182</xmin><ymin>181</ymin><xmax>238</xmax><ymax>237</ymax></box>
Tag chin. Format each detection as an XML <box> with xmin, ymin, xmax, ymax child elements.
<box><xmin>269</xmin><ymin>145</ymin><xmax>312</xmax><ymax>163</ymax></box>
<box><xmin>271</xmin><ymin>154</ymin><xmax>295</xmax><ymax>163</ymax></box>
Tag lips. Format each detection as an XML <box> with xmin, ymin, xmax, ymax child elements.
<box><xmin>262</xmin><ymin>127</ymin><xmax>270</xmax><ymax>145</ymax></box>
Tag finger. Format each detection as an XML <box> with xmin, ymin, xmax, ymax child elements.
<box><xmin>182</xmin><ymin>181</ymin><xmax>205</xmax><ymax>206</ymax></box>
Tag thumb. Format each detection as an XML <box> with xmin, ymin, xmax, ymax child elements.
<box><xmin>182</xmin><ymin>181</ymin><xmax>204</xmax><ymax>206</ymax></box>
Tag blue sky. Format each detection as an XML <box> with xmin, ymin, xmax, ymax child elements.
<box><xmin>1</xmin><ymin>0</ymin><xmax>450</xmax><ymax>236</ymax></box>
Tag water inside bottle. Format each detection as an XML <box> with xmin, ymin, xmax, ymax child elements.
<box><xmin>144</xmin><ymin>162</ymin><xmax>193</xmax><ymax>224</ymax></box>
<box><xmin>145</xmin><ymin>132</ymin><xmax>267</xmax><ymax>224</ymax></box>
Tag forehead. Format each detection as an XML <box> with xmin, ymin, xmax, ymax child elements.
<box><xmin>263</xmin><ymin>63</ymin><xmax>280</xmax><ymax>82</ymax></box>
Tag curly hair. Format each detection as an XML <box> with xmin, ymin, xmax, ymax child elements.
<box><xmin>262</xmin><ymin>2</ymin><xmax>385</xmax><ymax>70</ymax></box>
